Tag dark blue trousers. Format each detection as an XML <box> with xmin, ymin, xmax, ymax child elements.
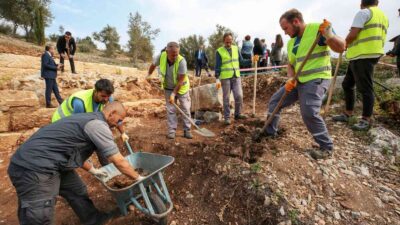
<box><xmin>44</xmin><ymin>78</ymin><xmax>63</xmax><ymax>106</ymax></box>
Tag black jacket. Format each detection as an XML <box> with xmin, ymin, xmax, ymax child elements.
<box><xmin>194</xmin><ymin>50</ymin><xmax>208</xmax><ymax>64</ymax></box>
<box><xmin>41</xmin><ymin>52</ymin><xmax>58</xmax><ymax>79</ymax></box>
<box><xmin>56</xmin><ymin>36</ymin><xmax>76</xmax><ymax>55</ymax></box>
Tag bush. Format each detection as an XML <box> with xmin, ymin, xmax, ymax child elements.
<box><xmin>48</xmin><ymin>33</ymin><xmax>59</xmax><ymax>42</ymax></box>
<box><xmin>76</xmin><ymin>36</ymin><xmax>97</xmax><ymax>53</ymax></box>
<box><xmin>0</xmin><ymin>23</ymin><xmax>13</xmax><ymax>35</ymax></box>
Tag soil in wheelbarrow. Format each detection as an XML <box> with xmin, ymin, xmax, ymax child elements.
<box><xmin>106</xmin><ymin>168</ymin><xmax>150</xmax><ymax>189</ymax></box>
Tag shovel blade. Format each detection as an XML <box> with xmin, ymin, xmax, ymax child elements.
<box><xmin>194</xmin><ymin>128</ymin><xmax>215</xmax><ymax>137</ymax></box>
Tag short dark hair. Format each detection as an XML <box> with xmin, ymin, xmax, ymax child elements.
<box><xmin>95</xmin><ymin>79</ymin><xmax>114</xmax><ymax>95</ymax></box>
<box><xmin>45</xmin><ymin>44</ymin><xmax>52</xmax><ymax>51</ymax></box>
<box><xmin>223</xmin><ymin>32</ymin><xmax>233</xmax><ymax>41</ymax></box>
<box><xmin>361</xmin><ymin>0</ymin><xmax>378</xmax><ymax>7</ymax></box>
<box><xmin>245</xmin><ymin>35</ymin><xmax>251</xmax><ymax>41</ymax></box>
<box><xmin>65</xmin><ymin>31</ymin><xmax>72</xmax><ymax>36</ymax></box>
<box><xmin>280</xmin><ymin>9</ymin><xmax>304</xmax><ymax>23</ymax></box>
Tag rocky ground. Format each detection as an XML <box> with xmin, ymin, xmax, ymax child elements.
<box><xmin>0</xmin><ymin>47</ymin><xmax>400</xmax><ymax>225</ymax></box>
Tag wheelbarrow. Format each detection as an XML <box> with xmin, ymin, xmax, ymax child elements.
<box><xmin>97</xmin><ymin>141</ymin><xmax>175</xmax><ymax>225</ymax></box>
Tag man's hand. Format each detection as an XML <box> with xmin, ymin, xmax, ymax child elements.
<box><xmin>60</xmin><ymin>53</ymin><xmax>65</xmax><ymax>59</ymax></box>
<box><xmin>57</xmin><ymin>64</ymin><xmax>63</xmax><ymax>70</ymax></box>
<box><xmin>216</xmin><ymin>79</ymin><xmax>221</xmax><ymax>90</ymax></box>
<box><xmin>69</xmin><ymin>55</ymin><xmax>74</xmax><ymax>59</ymax></box>
<box><xmin>319</xmin><ymin>19</ymin><xmax>334</xmax><ymax>40</ymax></box>
<box><xmin>169</xmin><ymin>92</ymin><xmax>176</xmax><ymax>104</ymax></box>
<box><xmin>121</xmin><ymin>132</ymin><xmax>129</xmax><ymax>142</ymax></box>
<box><xmin>285</xmin><ymin>79</ymin><xmax>297</xmax><ymax>92</ymax></box>
<box><xmin>89</xmin><ymin>167</ymin><xmax>108</xmax><ymax>181</ymax></box>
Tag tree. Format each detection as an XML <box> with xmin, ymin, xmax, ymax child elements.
<box><xmin>76</xmin><ymin>36</ymin><xmax>97</xmax><ymax>53</ymax></box>
<box><xmin>178</xmin><ymin>35</ymin><xmax>206</xmax><ymax>69</ymax></box>
<box><xmin>206</xmin><ymin>24</ymin><xmax>238</xmax><ymax>68</ymax></box>
<box><xmin>58</xmin><ymin>25</ymin><xmax>65</xmax><ymax>35</ymax></box>
<box><xmin>0</xmin><ymin>0</ymin><xmax>53</xmax><ymax>40</ymax></box>
<box><xmin>93</xmin><ymin>25</ymin><xmax>121</xmax><ymax>57</ymax></box>
<box><xmin>33</xmin><ymin>6</ymin><xmax>45</xmax><ymax>45</ymax></box>
<box><xmin>127</xmin><ymin>12</ymin><xmax>160</xmax><ymax>62</ymax></box>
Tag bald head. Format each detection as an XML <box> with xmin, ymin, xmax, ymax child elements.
<box><xmin>102</xmin><ymin>101</ymin><xmax>127</xmax><ymax>128</ymax></box>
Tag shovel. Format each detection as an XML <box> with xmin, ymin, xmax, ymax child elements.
<box><xmin>322</xmin><ymin>53</ymin><xmax>342</xmax><ymax>119</ymax></box>
<box><xmin>261</xmin><ymin>33</ymin><xmax>322</xmax><ymax>132</ymax></box>
<box><xmin>172</xmin><ymin>102</ymin><xmax>215</xmax><ymax>137</ymax></box>
<box><xmin>252</xmin><ymin>55</ymin><xmax>259</xmax><ymax>117</ymax></box>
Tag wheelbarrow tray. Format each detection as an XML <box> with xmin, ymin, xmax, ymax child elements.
<box><xmin>98</xmin><ymin>152</ymin><xmax>175</xmax><ymax>219</ymax></box>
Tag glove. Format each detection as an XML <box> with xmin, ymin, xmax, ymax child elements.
<box><xmin>252</xmin><ymin>55</ymin><xmax>259</xmax><ymax>63</ymax></box>
<box><xmin>285</xmin><ymin>79</ymin><xmax>297</xmax><ymax>92</ymax></box>
<box><xmin>121</xmin><ymin>132</ymin><xmax>129</xmax><ymax>142</ymax></box>
<box><xmin>216</xmin><ymin>79</ymin><xmax>221</xmax><ymax>90</ymax></box>
<box><xmin>169</xmin><ymin>92</ymin><xmax>176</xmax><ymax>104</ymax></box>
<box><xmin>89</xmin><ymin>167</ymin><xmax>108</xmax><ymax>181</ymax></box>
<box><xmin>319</xmin><ymin>19</ymin><xmax>334</xmax><ymax>40</ymax></box>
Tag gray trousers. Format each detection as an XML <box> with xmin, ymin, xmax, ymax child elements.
<box><xmin>265</xmin><ymin>79</ymin><xmax>333</xmax><ymax>150</ymax></box>
<box><xmin>8</xmin><ymin>163</ymin><xmax>102</xmax><ymax>225</ymax></box>
<box><xmin>221</xmin><ymin>76</ymin><xmax>243</xmax><ymax>119</ymax></box>
<box><xmin>165</xmin><ymin>90</ymin><xmax>191</xmax><ymax>133</ymax></box>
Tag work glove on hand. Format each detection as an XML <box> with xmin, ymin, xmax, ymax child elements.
<box><xmin>216</xmin><ymin>79</ymin><xmax>221</xmax><ymax>90</ymax></box>
<box><xmin>252</xmin><ymin>55</ymin><xmax>260</xmax><ymax>63</ymax></box>
<box><xmin>89</xmin><ymin>167</ymin><xmax>108</xmax><ymax>181</ymax></box>
<box><xmin>319</xmin><ymin>19</ymin><xmax>334</xmax><ymax>40</ymax></box>
<box><xmin>285</xmin><ymin>79</ymin><xmax>297</xmax><ymax>92</ymax></box>
<box><xmin>121</xmin><ymin>132</ymin><xmax>129</xmax><ymax>142</ymax></box>
<box><xmin>169</xmin><ymin>92</ymin><xmax>176</xmax><ymax>104</ymax></box>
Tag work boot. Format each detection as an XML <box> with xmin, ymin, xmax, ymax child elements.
<box><xmin>184</xmin><ymin>130</ymin><xmax>193</xmax><ymax>139</ymax></box>
<box><xmin>224</xmin><ymin>119</ymin><xmax>231</xmax><ymax>125</ymax></box>
<box><xmin>252</xmin><ymin>128</ymin><xmax>277</xmax><ymax>142</ymax></box>
<box><xmin>167</xmin><ymin>132</ymin><xmax>176</xmax><ymax>139</ymax></box>
<box><xmin>332</xmin><ymin>113</ymin><xmax>350</xmax><ymax>122</ymax></box>
<box><xmin>308</xmin><ymin>148</ymin><xmax>333</xmax><ymax>160</ymax></box>
<box><xmin>234</xmin><ymin>114</ymin><xmax>247</xmax><ymax>120</ymax></box>
<box><xmin>96</xmin><ymin>209</ymin><xmax>121</xmax><ymax>225</ymax></box>
<box><xmin>351</xmin><ymin>118</ymin><xmax>371</xmax><ymax>131</ymax></box>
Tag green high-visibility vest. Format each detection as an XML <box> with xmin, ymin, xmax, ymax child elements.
<box><xmin>287</xmin><ymin>23</ymin><xmax>332</xmax><ymax>83</ymax></box>
<box><xmin>217</xmin><ymin>45</ymin><xmax>241</xmax><ymax>80</ymax></box>
<box><xmin>51</xmin><ymin>89</ymin><xmax>105</xmax><ymax>122</ymax></box>
<box><xmin>159</xmin><ymin>52</ymin><xmax>190</xmax><ymax>95</ymax></box>
<box><xmin>346</xmin><ymin>6</ymin><xmax>389</xmax><ymax>60</ymax></box>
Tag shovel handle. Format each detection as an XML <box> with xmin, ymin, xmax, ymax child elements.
<box><xmin>172</xmin><ymin>102</ymin><xmax>200</xmax><ymax>129</ymax></box>
<box><xmin>252</xmin><ymin>62</ymin><xmax>258</xmax><ymax>116</ymax></box>
<box><xmin>263</xmin><ymin>33</ymin><xmax>322</xmax><ymax>130</ymax></box>
<box><xmin>323</xmin><ymin>52</ymin><xmax>342</xmax><ymax>119</ymax></box>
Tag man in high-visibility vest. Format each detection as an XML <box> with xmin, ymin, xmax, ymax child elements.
<box><xmin>52</xmin><ymin>79</ymin><xmax>128</xmax><ymax>164</ymax></box>
<box><xmin>256</xmin><ymin>9</ymin><xmax>346</xmax><ymax>160</ymax></box>
<box><xmin>333</xmin><ymin>0</ymin><xmax>388</xmax><ymax>130</ymax></box>
<box><xmin>215</xmin><ymin>33</ymin><xmax>247</xmax><ymax>125</ymax></box>
<box><xmin>147</xmin><ymin>42</ymin><xmax>192</xmax><ymax>139</ymax></box>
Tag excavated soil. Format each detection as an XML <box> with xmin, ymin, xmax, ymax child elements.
<box><xmin>106</xmin><ymin>169</ymin><xmax>149</xmax><ymax>189</ymax></box>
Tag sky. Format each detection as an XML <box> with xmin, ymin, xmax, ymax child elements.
<box><xmin>46</xmin><ymin>0</ymin><xmax>400</xmax><ymax>54</ymax></box>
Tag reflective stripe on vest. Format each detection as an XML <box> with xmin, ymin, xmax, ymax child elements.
<box><xmin>346</xmin><ymin>7</ymin><xmax>389</xmax><ymax>60</ymax></box>
<box><xmin>217</xmin><ymin>45</ymin><xmax>241</xmax><ymax>80</ymax></box>
<box><xmin>287</xmin><ymin>23</ymin><xmax>332</xmax><ymax>83</ymax></box>
<box><xmin>159</xmin><ymin>52</ymin><xmax>190</xmax><ymax>95</ymax></box>
<box><xmin>51</xmin><ymin>89</ymin><xmax>102</xmax><ymax>123</ymax></box>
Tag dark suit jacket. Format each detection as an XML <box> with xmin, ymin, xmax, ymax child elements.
<box><xmin>41</xmin><ymin>52</ymin><xmax>58</xmax><ymax>79</ymax></box>
<box><xmin>194</xmin><ymin>50</ymin><xmax>208</xmax><ymax>64</ymax></box>
<box><xmin>56</xmin><ymin>36</ymin><xmax>77</xmax><ymax>55</ymax></box>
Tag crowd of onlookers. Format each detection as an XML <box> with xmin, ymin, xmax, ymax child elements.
<box><xmin>240</xmin><ymin>34</ymin><xmax>284</xmax><ymax>71</ymax></box>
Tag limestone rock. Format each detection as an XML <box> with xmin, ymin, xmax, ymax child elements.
<box><xmin>0</xmin><ymin>90</ymin><xmax>39</xmax><ymax>109</ymax></box>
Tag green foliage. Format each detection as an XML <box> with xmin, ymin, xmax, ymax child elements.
<box><xmin>58</xmin><ymin>25</ymin><xmax>64</xmax><ymax>35</ymax></box>
<box><xmin>0</xmin><ymin>0</ymin><xmax>53</xmax><ymax>40</ymax></box>
<box><xmin>33</xmin><ymin>6</ymin><xmax>45</xmax><ymax>45</ymax></box>
<box><xmin>127</xmin><ymin>12</ymin><xmax>160</xmax><ymax>62</ymax></box>
<box><xmin>76</xmin><ymin>36</ymin><xmax>97</xmax><ymax>53</ymax></box>
<box><xmin>288</xmin><ymin>209</ymin><xmax>300</xmax><ymax>225</ymax></box>
<box><xmin>206</xmin><ymin>24</ymin><xmax>238</xmax><ymax>68</ymax></box>
<box><xmin>179</xmin><ymin>35</ymin><xmax>206</xmax><ymax>69</ymax></box>
<box><xmin>250</xmin><ymin>163</ymin><xmax>262</xmax><ymax>173</ymax></box>
<box><xmin>48</xmin><ymin>33</ymin><xmax>59</xmax><ymax>42</ymax></box>
<box><xmin>0</xmin><ymin>23</ymin><xmax>13</xmax><ymax>35</ymax></box>
<box><xmin>93</xmin><ymin>25</ymin><xmax>120</xmax><ymax>57</ymax></box>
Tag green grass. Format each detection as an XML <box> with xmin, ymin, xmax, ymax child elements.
<box><xmin>250</xmin><ymin>163</ymin><xmax>262</xmax><ymax>173</ymax></box>
<box><xmin>288</xmin><ymin>209</ymin><xmax>300</xmax><ymax>225</ymax></box>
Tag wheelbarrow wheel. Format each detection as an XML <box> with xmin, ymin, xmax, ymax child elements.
<box><xmin>149</xmin><ymin>192</ymin><xmax>168</xmax><ymax>225</ymax></box>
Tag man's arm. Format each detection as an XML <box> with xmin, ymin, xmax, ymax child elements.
<box><xmin>287</xmin><ymin>64</ymin><xmax>295</xmax><ymax>78</ymax></box>
<box><xmin>345</xmin><ymin>28</ymin><xmax>362</xmax><ymax>47</ymax></box>
<box><xmin>326</xmin><ymin>35</ymin><xmax>346</xmax><ymax>53</ymax></box>
<box><xmin>56</xmin><ymin>37</ymin><xmax>63</xmax><ymax>54</ymax></box>
<box><xmin>43</xmin><ymin>54</ymin><xmax>58</xmax><ymax>71</ymax></box>
<box><xmin>108</xmin><ymin>153</ymin><xmax>140</xmax><ymax>180</ymax></box>
<box><xmin>173</xmin><ymin>74</ymin><xmax>186</xmax><ymax>95</ymax></box>
<box><xmin>214</xmin><ymin>51</ymin><xmax>222</xmax><ymax>79</ymax></box>
<box><xmin>70</xmin><ymin>38</ymin><xmax>77</xmax><ymax>55</ymax></box>
<box><xmin>72</xmin><ymin>98</ymin><xmax>85</xmax><ymax>113</ymax></box>
<box><xmin>147</xmin><ymin>64</ymin><xmax>156</xmax><ymax>76</ymax></box>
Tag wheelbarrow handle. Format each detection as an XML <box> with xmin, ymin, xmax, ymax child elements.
<box><xmin>124</xmin><ymin>141</ymin><xmax>135</xmax><ymax>154</ymax></box>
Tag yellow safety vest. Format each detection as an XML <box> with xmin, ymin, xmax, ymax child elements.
<box><xmin>346</xmin><ymin>6</ymin><xmax>388</xmax><ymax>60</ymax></box>
<box><xmin>217</xmin><ymin>45</ymin><xmax>241</xmax><ymax>80</ymax></box>
<box><xmin>287</xmin><ymin>23</ymin><xmax>332</xmax><ymax>83</ymax></box>
<box><xmin>159</xmin><ymin>52</ymin><xmax>190</xmax><ymax>95</ymax></box>
<box><xmin>51</xmin><ymin>89</ymin><xmax>105</xmax><ymax>122</ymax></box>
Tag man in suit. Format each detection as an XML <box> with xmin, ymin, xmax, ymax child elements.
<box><xmin>56</xmin><ymin>31</ymin><xmax>77</xmax><ymax>74</ymax></box>
<box><xmin>41</xmin><ymin>44</ymin><xmax>63</xmax><ymax>108</ymax></box>
<box><xmin>194</xmin><ymin>45</ymin><xmax>211</xmax><ymax>77</ymax></box>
